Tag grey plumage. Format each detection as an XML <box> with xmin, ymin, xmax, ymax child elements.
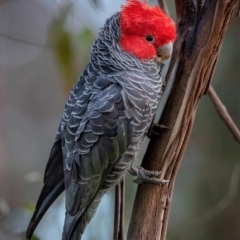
<box><xmin>26</xmin><ymin>12</ymin><xmax>164</xmax><ymax>240</ymax></box>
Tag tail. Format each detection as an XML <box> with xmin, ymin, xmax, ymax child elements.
<box><xmin>26</xmin><ymin>140</ymin><xmax>65</xmax><ymax>240</ymax></box>
<box><xmin>62</xmin><ymin>190</ymin><xmax>106</xmax><ymax>240</ymax></box>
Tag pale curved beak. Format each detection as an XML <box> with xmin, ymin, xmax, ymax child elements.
<box><xmin>157</xmin><ymin>42</ymin><xmax>173</xmax><ymax>63</ymax></box>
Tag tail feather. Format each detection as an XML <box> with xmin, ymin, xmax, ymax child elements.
<box><xmin>62</xmin><ymin>213</ymin><xmax>83</xmax><ymax>240</ymax></box>
<box><xmin>26</xmin><ymin>140</ymin><xmax>64</xmax><ymax>240</ymax></box>
<box><xmin>62</xmin><ymin>190</ymin><xmax>106</xmax><ymax>240</ymax></box>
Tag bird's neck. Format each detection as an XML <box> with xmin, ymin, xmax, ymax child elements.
<box><xmin>90</xmin><ymin>12</ymin><xmax>162</xmax><ymax>78</ymax></box>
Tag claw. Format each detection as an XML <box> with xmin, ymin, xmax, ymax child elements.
<box><xmin>148</xmin><ymin>123</ymin><xmax>171</xmax><ymax>138</ymax></box>
<box><xmin>128</xmin><ymin>166</ymin><xmax>169</xmax><ymax>185</ymax></box>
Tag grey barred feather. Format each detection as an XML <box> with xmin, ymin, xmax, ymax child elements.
<box><xmin>26</xmin><ymin>12</ymin><xmax>164</xmax><ymax>240</ymax></box>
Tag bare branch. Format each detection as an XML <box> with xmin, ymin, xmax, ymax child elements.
<box><xmin>199</xmin><ymin>160</ymin><xmax>240</xmax><ymax>220</ymax></box>
<box><xmin>127</xmin><ymin>1</ymin><xmax>239</xmax><ymax>240</ymax></box>
<box><xmin>179</xmin><ymin>161</ymin><xmax>240</xmax><ymax>239</ymax></box>
<box><xmin>158</xmin><ymin>0</ymin><xmax>169</xmax><ymax>15</ymax></box>
<box><xmin>208</xmin><ymin>85</ymin><xmax>240</xmax><ymax>144</ymax></box>
<box><xmin>0</xmin><ymin>32</ymin><xmax>44</xmax><ymax>48</ymax></box>
<box><xmin>113</xmin><ymin>179</ymin><xmax>125</xmax><ymax>240</ymax></box>
<box><xmin>237</xmin><ymin>0</ymin><xmax>240</xmax><ymax>17</ymax></box>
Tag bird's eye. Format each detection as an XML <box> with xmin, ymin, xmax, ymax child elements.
<box><xmin>146</xmin><ymin>35</ymin><xmax>154</xmax><ymax>42</ymax></box>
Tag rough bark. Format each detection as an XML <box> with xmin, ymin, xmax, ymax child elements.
<box><xmin>127</xmin><ymin>1</ymin><xmax>239</xmax><ymax>240</ymax></box>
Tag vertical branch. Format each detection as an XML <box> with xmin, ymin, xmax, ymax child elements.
<box><xmin>0</xmin><ymin>71</ymin><xmax>7</xmax><ymax>202</ymax></box>
<box><xmin>158</xmin><ymin>0</ymin><xmax>169</xmax><ymax>15</ymax></box>
<box><xmin>113</xmin><ymin>179</ymin><xmax>125</xmax><ymax>240</ymax></box>
<box><xmin>127</xmin><ymin>1</ymin><xmax>239</xmax><ymax>240</ymax></box>
<box><xmin>119</xmin><ymin>180</ymin><xmax>125</xmax><ymax>240</ymax></box>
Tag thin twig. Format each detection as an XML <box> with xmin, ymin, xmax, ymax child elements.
<box><xmin>179</xmin><ymin>160</ymin><xmax>240</xmax><ymax>239</ymax></box>
<box><xmin>208</xmin><ymin>85</ymin><xmax>240</xmax><ymax>144</ymax></box>
<box><xmin>158</xmin><ymin>0</ymin><xmax>169</xmax><ymax>15</ymax></box>
<box><xmin>113</xmin><ymin>179</ymin><xmax>125</xmax><ymax>240</ymax></box>
<box><xmin>0</xmin><ymin>32</ymin><xmax>44</xmax><ymax>47</ymax></box>
<box><xmin>119</xmin><ymin>180</ymin><xmax>125</xmax><ymax>240</ymax></box>
<box><xmin>113</xmin><ymin>183</ymin><xmax>120</xmax><ymax>240</ymax></box>
<box><xmin>237</xmin><ymin>0</ymin><xmax>240</xmax><ymax>17</ymax></box>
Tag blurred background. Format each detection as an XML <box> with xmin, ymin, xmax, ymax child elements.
<box><xmin>0</xmin><ymin>0</ymin><xmax>239</xmax><ymax>239</ymax></box>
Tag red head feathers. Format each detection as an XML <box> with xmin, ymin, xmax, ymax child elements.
<box><xmin>120</xmin><ymin>0</ymin><xmax>176</xmax><ymax>60</ymax></box>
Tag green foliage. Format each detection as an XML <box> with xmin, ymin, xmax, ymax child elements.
<box><xmin>31</xmin><ymin>236</ymin><xmax>41</xmax><ymax>240</ymax></box>
<box><xmin>49</xmin><ymin>10</ymin><xmax>76</xmax><ymax>92</ymax></box>
<box><xmin>24</xmin><ymin>202</ymin><xmax>35</xmax><ymax>213</ymax></box>
<box><xmin>49</xmin><ymin>5</ymin><xmax>95</xmax><ymax>93</ymax></box>
<box><xmin>77</xmin><ymin>27</ymin><xmax>95</xmax><ymax>70</ymax></box>
<box><xmin>19</xmin><ymin>232</ymin><xmax>40</xmax><ymax>240</ymax></box>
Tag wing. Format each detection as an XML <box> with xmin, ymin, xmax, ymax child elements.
<box><xmin>26</xmin><ymin>140</ymin><xmax>64</xmax><ymax>239</ymax></box>
<box><xmin>62</xmin><ymin>80</ymin><xmax>133</xmax><ymax>239</ymax></box>
<box><xmin>26</xmin><ymin>70</ymin><xmax>88</xmax><ymax>240</ymax></box>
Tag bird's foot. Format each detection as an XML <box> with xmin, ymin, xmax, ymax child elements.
<box><xmin>148</xmin><ymin>123</ymin><xmax>170</xmax><ymax>138</ymax></box>
<box><xmin>128</xmin><ymin>166</ymin><xmax>169</xmax><ymax>184</ymax></box>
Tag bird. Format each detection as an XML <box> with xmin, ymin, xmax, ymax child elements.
<box><xmin>26</xmin><ymin>0</ymin><xmax>176</xmax><ymax>239</ymax></box>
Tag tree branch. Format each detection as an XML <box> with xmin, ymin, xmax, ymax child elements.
<box><xmin>127</xmin><ymin>1</ymin><xmax>239</xmax><ymax>240</ymax></box>
<box><xmin>158</xmin><ymin>0</ymin><xmax>169</xmax><ymax>15</ymax></box>
<box><xmin>113</xmin><ymin>179</ymin><xmax>125</xmax><ymax>240</ymax></box>
<box><xmin>208</xmin><ymin>85</ymin><xmax>240</xmax><ymax>144</ymax></box>
<box><xmin>237</xmin><ymin>0</ymin><xmax>240</xmax><ymax>17</ymax></box>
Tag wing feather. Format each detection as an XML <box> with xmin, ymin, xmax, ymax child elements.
<box><xmin>63</xmin><ymin>82</ymin><xmax>132</xmax><ymax>222</ymax></box>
